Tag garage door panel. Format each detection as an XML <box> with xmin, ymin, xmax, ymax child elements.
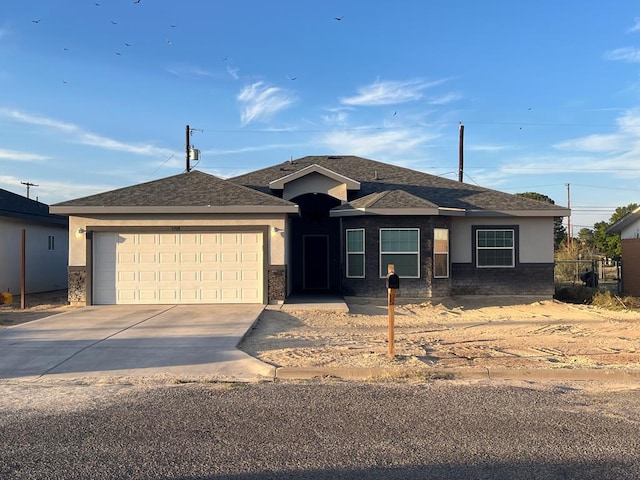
<box><xmin>94</xmin><ymin>231</ymin><xmax>263</xmax><ymax>304</ymax></box>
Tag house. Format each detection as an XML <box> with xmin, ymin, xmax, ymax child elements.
<box><xmin>606</xmin><ymin>206</ymin><xmax>640</xmax><ymax>296</ymax></box>
<box><xmin>0</xmin><ymin>188</ymin><xmax>68</xmax><ymax>295</ymax></box>
<box><xmin>50</xmin><ymin>155</ymin><xmax>569</xmax><ymax>306</ymax></box>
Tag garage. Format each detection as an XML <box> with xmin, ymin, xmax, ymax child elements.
<box><xmin>93</xmin><ymin>231</ymin><xmax>263</xmax><ymax>305</ymax></box>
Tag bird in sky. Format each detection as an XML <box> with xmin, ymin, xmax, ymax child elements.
<box><xmin>95</xmin><ymin>2</ymin><xmax>101</xmax><ymax>6</ymax></box>
<box><xmin>167</xmin><ymin>39</ymin><xmax>172</xmax><ymax>45</ymax></box>
<box><xmin>32</xmin><ymin>19</ymin><xmax>41</xmax><ymax>23</ymax></box>
<box><xmin>334</xmin><ymin>16</ymin><xmax>343</xmax><ymax>21</ymax></box>
<box><xmin>111</xmin><ymin>20</ymin><xmax>118</xmax><ymax>25</ymax></box>
<box><xmin>115</xmin><ymin>51</ymin><xmax>121</xmax><ymax>56</ymax></box>
<box><xmin>125</xmin><ymin>43</ymin><xmax>132</xmax><ymax>47</ymax></box>
<box><xmin>170</xmin><ymin>24</ymin><xmax>176</xmax><ymax>28</ymax></box>
<box><xmin>134</xmin><ymin>0</ymin><xmax>141</xmax><ymax>3</ymax></box>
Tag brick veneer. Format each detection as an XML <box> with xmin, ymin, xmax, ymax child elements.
<box><xmin>340</xmin><ymin>216</ymin><xmax>554</xmax><ymax>298</ymax></box>
<box><xmin>341</xmin><ymin>216</ymin><xmax>451</xmax><ymax>298</ymax></box>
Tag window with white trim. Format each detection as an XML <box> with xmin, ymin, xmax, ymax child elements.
<box><xmin>433</xmin><ymin>228</ymin><xmax>449</xmax><ymax>278</ymax></box>
<box><xmin>476</xmin><ymin>229</ymin><xmax>514</xmax><ymax>267</ymax></box>
<box><xmin>346</xmin><ymin>229</ymin><xmax>365</xmax><ymax>278</ymax></box>
<box><xmin>379</xmin><ymin>228</ymin><xmax>419</xmax><ymax>278</ymax></box>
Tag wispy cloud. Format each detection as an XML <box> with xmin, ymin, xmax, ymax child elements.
<box><xmin>0</xmin><ymin>148</ymin><xmax>50</xmax><ymax>162</ymax></box>
<box><xmin>165</xmin><ymin>63</ymin><xmax>220</xmax><ymax>80</ymax></box>
<box><xmin>320</xmin><ymin>128</ymin><xmax>440</xmax><ymax>158</ymax></box>
<box><xmin>603</xmin><ymin>47</ymin><xmax>640</xmax><ymax>63</ymax></box>
<box><xmin>340</xmin><ymin>79</ymin><xmax>448</xmax><ymax>106</ymax></box>
<box><xmin>468</xmin><ymin>144</ymin><xmax>512</xmax><ymax>152</ymax></box>
<box><xmin>628</xmin><ymin>18</ymin><xmax>640</xmax><ymax>33</ymax></box>
<box><xmin>205</xmin><ymin>142</ymin><xmax>308</xmax><ymax>156</ymax></box>
<box><xmin>237</xmin><ymin>82</ymin><xmax>296</xmax><ymax>125</ymax></box>
<box><xmin>0</xmin><ymin>108</ymin><xmax>174</xmax><ymax>157</ymax></box>
<box><xmin>553</xmin><ymin>133</ymin><xmax>627</xmax><ymax>153</ymax></box>
<box><xmin>227</xmin><ymin>66</ymin><xmax>239</xmax><ymax>80</ymax></box>
<box><xmin>427</xmin><ymin>92</ymin><xmax>462</xmax><ymax>105</ymax></box>
<box><xmin>0</xmin><ymin>174</ymin><xmax>113</xmax><ymax>203</ymax></box>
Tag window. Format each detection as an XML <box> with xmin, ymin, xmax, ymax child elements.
<box><xmin>434</xmin><ymin>228</ymin><xmax>449</xmax><ymax>278</ymax></box>
<box><xmin>379</xmin><ymin>228</ymin><xmax>419</xmax><ymax>277</ymax></box>
<box><xmin>476</xmin><ymin>229</ymin><xmax>514</xmax><ymax>267</ymax></box>
<box><xmin>346</xmin><ymin>229</ymin><xmax>365</xmax><ymax>278</ymax></box>
<box><xmin>48</xmin><ymin>235</ymin><xmax>55</xmax><ymax>251</ymax></box>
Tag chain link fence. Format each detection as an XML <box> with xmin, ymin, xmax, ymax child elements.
<box><xmin>554</xmin><ymin>259</ymin><xmax>621</xmax><ymax>293</ymax></box>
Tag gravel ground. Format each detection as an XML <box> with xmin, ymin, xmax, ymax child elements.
<box><xmin>1</xmin><ymin>380</ymin><xmax>640</xmax><ymax>479</ymax></box>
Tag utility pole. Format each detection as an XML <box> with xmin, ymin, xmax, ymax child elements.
<box><xmin>458</xmin><ymin>122</ymin><xmax>464</xmax><ymax>182</ymax></box>
<box><xmin>566</xmin><ymin>183</ymin><xmax>571</xmax><ymax>250</ymax></box>
<box><xmin>21</xmin><ymin>181</ymin><xmax>38</xmax><ymax>199</ymax></box>
<box><xmin>185</xmin><ymin>124</ymin><xmax>191</xmax><ymax>172</ymax></box>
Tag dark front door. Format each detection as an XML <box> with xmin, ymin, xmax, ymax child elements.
<box><xmin>303</xmin><ymin>235</ymin><xmax>329</xmax><ymax>290</ymax></box>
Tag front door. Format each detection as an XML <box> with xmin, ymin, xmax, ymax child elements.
<box><xmin>303</xmin><ymin>235</ymin><xmax>329</xmax><ymax>290</ymax></box>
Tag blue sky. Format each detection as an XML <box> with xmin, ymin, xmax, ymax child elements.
<box><xmin>1</xmin><ymin>1</ymin><xmax>640</xmax><ymax>232</ymax></box>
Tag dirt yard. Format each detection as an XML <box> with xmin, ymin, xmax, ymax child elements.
<box><xmin>0</xmin><ymin>290</ymin><xmax>76</xmax><ymax>326</ymax></box>
<box><xmin>3</xmin><ymin>291</ymin><xmax>640</xmax><ymax>373</ymax></box>
<box><xmin>239</xmin><ymin>296</ymin><xmax>640</xmax><ymax>372</ymax></box>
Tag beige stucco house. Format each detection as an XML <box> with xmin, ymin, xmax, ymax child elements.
<box><xmin>1</xmin><ymin>188</ymin><xmax>68</xmax><ymax>295</ymax></box>
<box><xmin>50</xmin><ymin>155</ymin><xmax>569</xmax><ymax>306</ymax></box>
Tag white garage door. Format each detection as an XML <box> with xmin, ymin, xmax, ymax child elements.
<box><xmin>93</xmin><ymin>232</ymin><xmax>263</xmax><ymax>304</ymax></box>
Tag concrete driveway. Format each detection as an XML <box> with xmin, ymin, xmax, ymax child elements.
<box><xmin>0</xmin><ymin>305</ymin><xmax>276</xmax><ymax>382</ymax></box>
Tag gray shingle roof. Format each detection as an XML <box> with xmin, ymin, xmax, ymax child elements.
<box><xmin>334</xmin><ymin>190</ymin><xmax>440</xmax><ymax>211</ymax></box>
<box><xmin>231</xmin><ymin>155</ymin><xmax>568</xmax><ymax>214</ymax></box>
<box><xmin>52</xmin><ymin>170</ymin><xmax>295</xmax><ymax>208</ymax></box>
<box><xmin>0</xmin><ymin>188</ymin><xmax>67</xmax><ymax>226</ymax></box>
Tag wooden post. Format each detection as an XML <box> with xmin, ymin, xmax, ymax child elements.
<box><xmin>21</xmin><ymin>229</ymin><xmax>26</xmax><ymax>309</ymax></box>
<box><xmin>387</xmin><ymin>264</ymin><xmax>396</xmax><ymax>358</ymax></box>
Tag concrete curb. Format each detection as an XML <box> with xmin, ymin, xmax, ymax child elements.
<box><xmin>275</xmin><ymin>366</ymin><xmax>640</xmax><ymax>383</ymax></box>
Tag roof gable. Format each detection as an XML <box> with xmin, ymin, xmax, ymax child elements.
<box><xmin>51</xmin><ymin>170</ymin><xmax>297</xmax><ymax>215</ymax></box>
<box><xmin>269</xmin><ymin>163</ymin><xmax>360</xmax><ymax>190</ymax></box>
<box><xmin>230</xmin><ymin>155</ymin><xmax>570</xmax><ymax>217</ymax></box>
<box><xmin>606</xmin><ymin>206</ymin><xmax>640</xmax><ymax>235</ymax></box>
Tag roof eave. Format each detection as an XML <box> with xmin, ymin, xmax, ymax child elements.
<box><xmin>330</xmin><ymin>207</ymin><xmax>441</xmax><ymax>217</ymax></box>
<box><xmin>464</xmin><ymin>208</ymin><xmax>571</xmax><ymax>217</ymax></box>
<box><xmin>50</xmin><ymin>205</ymin><xmax>300</xmax><ymax>215</ymax></box>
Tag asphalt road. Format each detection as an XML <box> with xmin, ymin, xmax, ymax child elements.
<box><xmin>1</xmin><ymin>381</ymin><xmax>639</xmax><ymax>479</ymax></box>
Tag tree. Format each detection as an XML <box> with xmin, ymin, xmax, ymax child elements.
<box><xmin>577</xmin><ymin>227</ymin><xmax>595</xmax><ymax>250</ymax></box>
<box><xmin>593</xmin><ymin>203</ymin><xmax>639</xmax><ymax>259</ymax></box>
<box><xmin>515</xmin><ymin>192</ymin><xmax>567</xmax><ymax>250</ymax></box>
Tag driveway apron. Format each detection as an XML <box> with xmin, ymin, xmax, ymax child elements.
<box><xmin>0</xmin><ymin>305</ymin><xmax>275</xmax><ymax>382</ymax></box>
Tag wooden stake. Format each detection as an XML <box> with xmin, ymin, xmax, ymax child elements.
<box><xmin>388</xmin><ymin>287</ymin><xmax>396</xmax><ymax>358</ymax></box>
<box><xmin>21</xmin><ymin>229</ymin><xmax>26</xmax><ymax>309</ymax></box>
<box><xmin>387</xmin><ymin>263</ymin><xmax>396</xmax><ymax>358</ymax></box>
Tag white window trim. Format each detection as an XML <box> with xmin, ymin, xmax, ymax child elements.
<box><xmin>476</xmin><ymin>229</ymin><xmax>515</xmax><ymax>268</ymax></box>
<box><xmin>433</xmin><ymin>228</ymin><xmax>449</xmax><ymax>278</ymax></box>
<box><xmin>379</xmin><ymin>228</ymin><xmax>420</xmax><ymax>278</ymax></box>
<box><xmin>346</xmin><ymin>228</ymin><xmax>365</xmax><ymax>278</ymax></box>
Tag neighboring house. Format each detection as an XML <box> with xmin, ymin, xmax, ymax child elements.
<box><xmin>606</xmin><ymin>206</ymin><xmax>640</xmax><ymax>296</ymax></box>
<box><xmin>0</xmin><ymin>189</ymin><xmax>69</xmax><ymax>295</ymax></box>
<box><xmin>50</xmin><ymin>155</ymin><xmax>569</xmax><ymax>306</ymax></box>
